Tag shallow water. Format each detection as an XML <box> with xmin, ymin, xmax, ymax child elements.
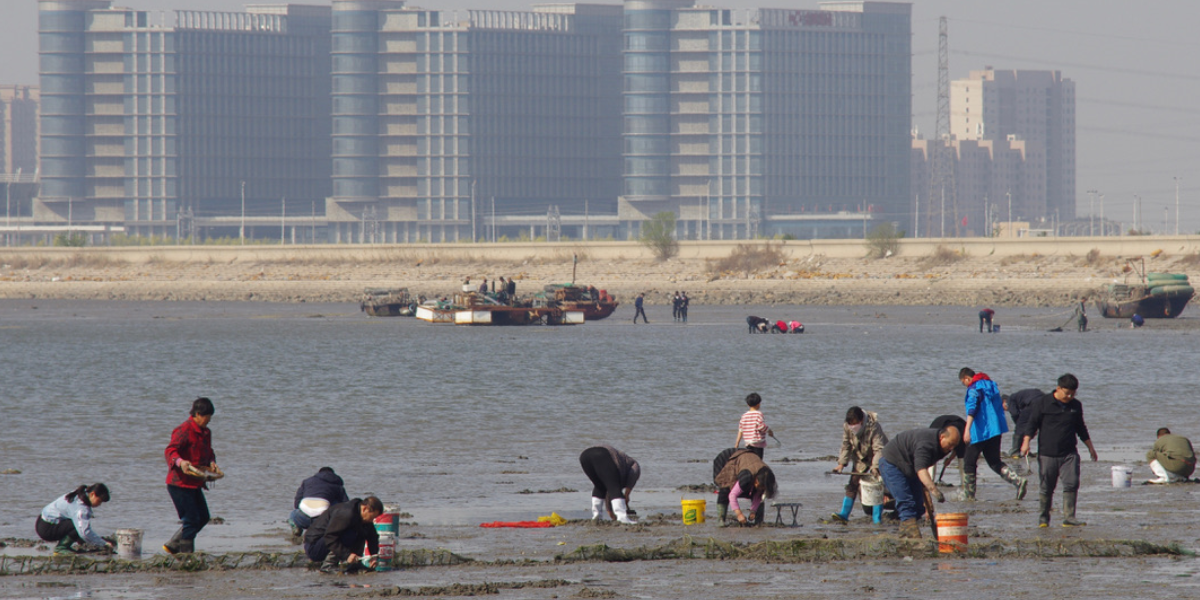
<box><xmin>1</xmin><ymin>299</ymin><xmax>1198</xmax><ymax>556</ymax></box>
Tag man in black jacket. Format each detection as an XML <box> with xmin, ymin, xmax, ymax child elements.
<box><xmin>1021</xmin><ymin>374</ymin><xmax>1098</xmax><ymax>528</ymax></box>
<box><xmin>289</xmin><ymin>467</ymin><xmax>351</xmax><ymax>537</ymax></box>
<box><xmin>304</xmin><ymin>496</ymin><xmax>384</xmax><ymax>571</ymax></box>
<box><xmin>1003</xmin><ymin>389</ymin><xmax>1045</xmax><ymax>457</ymax></box>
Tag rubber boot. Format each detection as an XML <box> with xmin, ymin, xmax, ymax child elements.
<box><xmin>590</xmin><ymin>497</ymin><xmax>604</xmax><ymax>521</ymax></box>
<box><xmin>958</xmin><ymin>473</ymin><xmax>977</xmax><ymax>502</ymax></box>
<box><xmin>1001</xmin><ymin>465</ymin><xmax>1028</xmax><ymax>500</ymax></box>
<box><xmin>611</xmin><ymin>498</ymin><xmax>635</xmax><ymax>524</ymax></box>
<box><xmin>717</xmin><ymin>504</ymin><xmax>729</xmax><ymax>525</ymax></box>
<box><xmin>871</xmin><ymin>505</ymin><xmax>883</xmax><ymax>524</ymax></box>
<box><xmin>162</xmin><ymin>528</ymin><xmax>184</xmax><ymax>555</ymax></box>
<box><xmin>830</xmin><ymin>496</ymin><xmax>853</xmax><ymax>523</ymax></box>
<box><xmin>753</xmin><ymin>503</ymin><xmax>764</xmax><ymax>526</ymax></box>
<box><xmin>1061</xmin><ymin>492</ymin><xmax>1086</xmax><ymax>527</ymax></box>
<box><xmin>898</xmin><ymin>518</ymin><xmax>921</xmax><ymax>539</ymax></box>
<box><xmin>53</xmin><ymin>538</ymin><xmax>77</xmax><ymax>556</ymax></box>
<box><xmin>1037</xmin><ymin>493</ymin><xmax>1051</xmax><ymax>528</ymax></box>
<box><xmin>177</xmin><ymin>539</ymin><xmax>195</xmax><ymax>554</ymax></box>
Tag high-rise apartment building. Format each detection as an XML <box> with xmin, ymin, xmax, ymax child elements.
<box><xmin>328</xmin><ymin>0</ymin><xmax>622</xmax><ymax>243</ymax></box>
<box><xmin>950</xmin><ymin>68</ymin><xmax>1075</xmax><ymax>224</ymax></box>
<box><xmin>38</xmin><ymin>0</ymin><xmax>331</xmax><ymax>239</ymax></box>
<box><xmin>621</xmin><ymin>0</ymin><xmax>911</xmax><ymax>240</ymax></box>
<box><xmin>0</xmin><ymin>85</ymin><xmax>40</xmax><ymax>177</ymax></box>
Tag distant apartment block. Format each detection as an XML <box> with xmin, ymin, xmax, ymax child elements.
<box><xmin>0</xmin><ymin>85</ymin><xmax>39</xmax><ymax>176</ymax></box>
<box><xmin>951</xmin><ymin>68</ymin><xmax>1075</xmax><ymax>225</ymax></box>
<box><xmin>37</xmin><ymin>0</ymin><xmax>331</xmax><ymax>240</ymax></box>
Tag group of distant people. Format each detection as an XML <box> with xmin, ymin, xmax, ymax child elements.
<box><xmin>464</xmin><ymin>277</ymin><xmax>518</xmax><ymax>303</ymax></box>
<box><xmin>746</xmin><ymin>316</ymin><xmax>804</xmax><ymax>334</ymax></box>
<box><xmin>671</xmin><ymin>291</ymin><xmax>690</xmax><ymax>322</ymax></box>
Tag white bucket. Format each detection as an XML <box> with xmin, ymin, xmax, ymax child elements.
<box><xmin>1111</xmin><ymin>465</ymin><xmax>1133</xmax><ymax>488</ymax></box>
<box><xmin>114</xmin><ymin>528</ymin><xmax>142</xmax><ymax>560</ymax></box>
<box><xmin>859</xmin><ymin>475</ymin><xmax>885</xmax><ymax>506</ymax></box>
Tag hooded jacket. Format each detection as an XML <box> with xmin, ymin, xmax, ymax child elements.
<box><xmin>964</xmin><ymin>373</ymin><xmax>1008</xmax><ymax>444</ymax></box>
<box><xmin>837</xmin><ymin>412</ymin><xmax>889</xmax><ymax>472</ymax></box>
<box><xmin>293</xmin><ymin>469</ymin><xmax>350</xmax><ymax>509</ymax></box>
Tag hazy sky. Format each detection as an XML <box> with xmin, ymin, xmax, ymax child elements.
<box><xmin>4</xmin><ymin>0</ymin><xmax>1200</xmax><ymax>233</ymax></box>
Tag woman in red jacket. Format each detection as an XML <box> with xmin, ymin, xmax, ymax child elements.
<box><xmin>163</xmin><ymin>397</ymin><xmax>218</xmax><ymax>554</ymax></box>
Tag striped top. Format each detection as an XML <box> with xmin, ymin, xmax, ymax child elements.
<box><xmin>739</xmin><ymin>410</ymin><xmax>767</xmax><ymax>447</ymax></box>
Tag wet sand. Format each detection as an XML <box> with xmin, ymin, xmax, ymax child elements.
<box><xmin>3</xmin><ymin>457</ymin><xmax>1199</xmax><ymax>599</ymax></box>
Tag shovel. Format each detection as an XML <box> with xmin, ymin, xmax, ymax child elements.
<box><xmin>922</xmin><ymin>487</ymin><xmax>940</xmax><ymax>542</ymax></box>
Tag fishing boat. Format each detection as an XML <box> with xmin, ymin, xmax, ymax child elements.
<box><xmin>361</xmin><ymin>288</ymin><xmax>418</xmax><ymax>317</ymax></box>
<box><xmin>1095</xmin><ymin>259</ymin><xmax>1194</xmax><ymax>319</ymax></box>
<box><xmin>415</xmin><ymin>292</ymin><xmax>584</xmax><ymax>326</ymax></box>
<box><xmin>540</xmin><ymin>283</ymin><xmax>619</xmax><ymax>321</ymax></box>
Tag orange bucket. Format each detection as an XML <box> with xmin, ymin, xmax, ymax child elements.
<box><xmin>935</xmin><ymin>512</ymin><xmax>968</xmax><ymax>553</ymax></box>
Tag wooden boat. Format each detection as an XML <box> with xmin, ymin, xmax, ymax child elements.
<box><xmin>1095</xmin><ymin>260</ymin><xmax>1193</xmax><ymax>319</ymax></box>
<box><xmin>540</xmin><ymin>284</ymin><xmax>619</xmax><ymax>321</ymax></box>
<box><xmin>361</xmin><ymin>288</ymin><xmax>417</xmax><ymax>317</ymax></box>
<box><xmin>415</xmin><ymin>292</ymin><xmax>584</xmax><ymax>326</ymax></box>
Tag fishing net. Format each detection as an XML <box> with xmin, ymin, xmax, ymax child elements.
<box><xmin>0</xmin><ymin>548</ymin><xmax>472</xmax><ymax>576</ymax></box>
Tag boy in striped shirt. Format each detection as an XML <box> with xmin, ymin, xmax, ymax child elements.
<box><xmin>735</xmin><ymin>393</ymin><xmax>772</xmax><ymax>458</ymax></box>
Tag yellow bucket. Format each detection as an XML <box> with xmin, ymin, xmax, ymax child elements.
<box><xmin>681</xmin><ymin>498</ymin><xmax>706</xmax><ymax>525</ymax></box>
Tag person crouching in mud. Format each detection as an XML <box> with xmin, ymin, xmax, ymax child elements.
<box><xmin>878</xmin><ymin>424</ymin><xmax>961</xmax><ymax>538</ymax></box>
<box><xmin>580</xmin><ymin>445</ymin><xmax>640</xmax><ymax>524</ymax></box>
<box><xmin>713</xmin><ymin>448</ymin><xmax>778</xmax><ymax>526</ymax></box>
<box><xmin>303</xmin><ymin>496</ymin><xmax>384</xmax><ymax>572</ymax></box>
<box><xmin>36</xmin><ymin>483</ymin><xmax>115</xmax><ymax>555</ymax></box>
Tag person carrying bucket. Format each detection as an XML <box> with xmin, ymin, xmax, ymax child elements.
<box><xmin>288</xmin><ymin>467</ymin><xmax>350</xmax><ymax>538</ymax></box>
<box><xmin>35</xmin><ymin>483</ymin><xmax>115</xmax><ymax>556</ymax></box>
<box><xmin>303</xmin><ymin>496</ymin><xmax>383</xmax><ymax>573</ymax></box>
<box><xmin>1020</xmin><ymin>374</ymin><xmax>1098</xmax><ymax>527</ymax></box>
<box><xmin>830</xmin><ymin>406</ymin><xmax>889</xmax><ymax>524</ymax></box>
<box><xmin>1145</xmin><ymin>427</ymin><xmax>1195</xmax><ymax>484</ymax></box>
<box><xmin>579</xmin><ymin>445</ymin><xmax>640</xmax><ymax>524</ymax></box>
<box><xmin>713</xmin><ymin>448</ymin><xmax>778</xmax><ymax>526</ymax></box>
<box><xmin>958</xmin><ymin>368</ymin><xmax>1028</xmax><ymax>501</ymax></box>
<box><xmin>878</xmin><ymin>424</ymin><xmax>960</xmax><ymax>539</ymax></box>
<box><xmin>163</xmin><ymin>397</ymin><xmax>220</xmax><ymax>555</ymax></box>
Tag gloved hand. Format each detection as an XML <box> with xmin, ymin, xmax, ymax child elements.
<box><xmin>932</xmin><ymin>488</ymin><xmax>946</xmax><ymax>503</ymax></box>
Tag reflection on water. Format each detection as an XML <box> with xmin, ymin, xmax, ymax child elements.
<box><xmin>1</xmin><ymin>300</ymin><xmax>1196</xmax><ymax>552</ymax></box>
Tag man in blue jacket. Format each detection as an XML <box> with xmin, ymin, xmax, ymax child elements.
<box><xmin>289</xmin><ymin>467</ymin><xmax>350</xmax><ymax>537</ymax></box>
<box><xmin>959</xmin><ymin>368</ymin><xmax>1027</xmax><ymax>501</ymax></box>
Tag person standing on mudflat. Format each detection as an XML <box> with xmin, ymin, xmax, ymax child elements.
<box><xmin>164</xmin><ymin>397</ymin><xmax>219</xmax><ymax>554</ymax></box>
<box><xmin>830</xmin><ymin>406</ymin><xmax>888</xmax><ymax>524</ymax></box>
<box><xmin>1003</xmin><ymin>388</ymin><xmax>1045</xmax><ymax>458</ymax></box>
<box><xmin>633</xmin><ymin>293</ymin><xmax>648</xmax><ymax>324</ymax></box>
<box><xmin>958</xmin><ymin>368</ymin><xmax>1027</xmax><ymax>501</ymax></box>
<box><xmin>1021</xmin><ymin>373</ymin><xmax>1098</xmax><ymax>527</ymax></box>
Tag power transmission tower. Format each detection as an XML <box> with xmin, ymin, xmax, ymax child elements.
<box><xmin>928</xmin><ymin>16</ymin><xmax>957</xmax><ymax>238</ymax></box>
<box><xmin>546</xmin><ymin>205</ymin><xmax>561</xmax><ymax>241</ymax></box>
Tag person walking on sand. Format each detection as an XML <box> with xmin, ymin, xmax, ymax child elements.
<box><xmin>878</xmin><ymin>424</ymin><xmax>960</xmax><ymax>538</ymax></box>
<box><xmin>1076</xmin><ymin>298</ymin><xmax>1088</xmax><ymax>332</ymax></box>
<box><xmin>633</xmin><ymin>293</ymin><xmax>648</xmax><ymax>324</ymax></box>
<box><xmin>1146</xmin><ymin>428</ymin><xmax>1195</xmax><ymax>484</ymax></box>
<box><xmin>36</xmin><ymin>483</ymin><xmax>115</xmax><ymax>556</ymax></box>
<box><xmin>734</xmin><ymin>393</ymin><xmax>772</xmax><ymax>459</ymax></box>
<box><xmin>163</xmin><ymin>397</ymin><xmax>219</xmax><ymax>554</ymax></box>
<box><xmin>958</xmin><ymin>368</ymin><xmax>1028</xmax><ymax>501</ymax></box>
<box><xmin>579</xmin><ymin>445</ymin><xmax>640</xmax><ymax>524</ymax></box>
<box><xmin>1021</xmin><ymin>373</ymin><xmax>1098</xmax><ymax>527</ymax></box>
<box><xmin>978</xmin><ymin>307</ymin><xmax>995</xmax><ymax>333</ymax></box>
<box><xmin>830</xmin><ymin>407</ymin><xmax>889</xmax><ymax>524</ymax></box>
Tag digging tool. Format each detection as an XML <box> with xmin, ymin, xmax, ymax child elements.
<box><xmin>769</xmin><ymin>432</ymin><xmax>783</xmax><ymax>448</ymax></box>
<box><xmin>922</xmin><ymin>487</ymin><xmax>940</xmax><ymax>541</ymax></box>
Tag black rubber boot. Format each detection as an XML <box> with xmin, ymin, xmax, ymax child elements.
<box><xmin>1037</xmin><ymin>493</ymin><xmax>1051</xmax><ymax>528</ymax></box>
<box><xmin>162</xmin><ymin>528</ymin><xmax>184</xmax><ymax>555</ymax></box>
<box><xmin>178</xmin><ymin>539</ymin><xmax>195</xmax><ymax>554</ymax></box>
<box><xmin>1061</xmin><ymin>492</ymin><xmax>1086</xmax><ymax>527</ymax></box>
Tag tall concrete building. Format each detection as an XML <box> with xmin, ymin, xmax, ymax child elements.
<box><xmin>37</xmin><ymin>0</ymin><xmax>331</xmax><ymax>240</ymax></box>
<box><xmin>950</xmin><ymin>68</ymin><xmax>1075</xmax><ymax>224</ymax></box>
<box><xmin>621</xmin><ymin>0</ymin><xmax>911</xmax><ymax>240</ymax></box>
<box><xmin>0</xmin><ymin>85</ymin><xmax>40</xmax><ymax>177</ymax></box>
<box><xmin>328</xmin><ymin>0</ymin><xmax>622</xmax><ymax>243</ymax></box>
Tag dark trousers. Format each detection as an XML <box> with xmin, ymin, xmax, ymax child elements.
<box><xmin>167</xmin><ymin>485</ymin><xmax>211</xmax><ymax>541</ymax></box>
<box><xmin>963</xmin><ymin>435</ymin><xmax>1008</xmax><ymax>476</ymax></box>
<box><xmin>1039</xmin><ymin>452</ymin><xmax>1080</xmax><ymax>498</ymax></box>
<box><xmin>979</xmin><ymin>314</ymin><xmax>992</xmax><ymax>332</ymax></box>
<box><xmin>580</xmin><ymin>447</ymin><xmax>623</xmax><ymax>501</ymax></box>
<box><xmin>633</xmin><ymin>306</ymin><xmax>648</xmax><ymax>323</ymax></box>
<box><xmin>744</xmin><ymin>445</ymin><xmax>764</xmax><ymax>459</ymax></box>
<box><xmin>35</xmin><ymin>517</ymin><xmax>81</xmax><ymax>544</ymax></box>
<box><xmin>879</xmin><ymin>458</ymin><xmax>926</xmax><ymax>522</ymax></box>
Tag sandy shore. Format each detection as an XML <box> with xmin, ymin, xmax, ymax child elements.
<box><xmin>1</xmin><ymin>241</ymin><xmax>1197</xmax><ymax>309</ymax></box>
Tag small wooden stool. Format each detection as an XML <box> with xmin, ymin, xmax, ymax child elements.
<box><xmin>772</xmin><ymin>502</ymin><xmax>802</xmax><ymax>526</ymax></box>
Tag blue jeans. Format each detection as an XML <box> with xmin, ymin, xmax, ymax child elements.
<box><xmin>167</xmin><ymin>485</ymin><xmax>210</xmax><ymax>541</ymax></box>
<box><xmin>289</xmin><ymin>508</ymin><xmax>313</xmax><ymax>529</ymax></box>
<box><xmin>879</xmin><ymin>458</ymin><xmax>926</xmax><ymax>522</ymax></box>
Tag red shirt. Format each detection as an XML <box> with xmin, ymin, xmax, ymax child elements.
<box><xmin>165</xmin><ymin>417</ymin><xmax>215</xmax><ymax>489</ymax></box>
